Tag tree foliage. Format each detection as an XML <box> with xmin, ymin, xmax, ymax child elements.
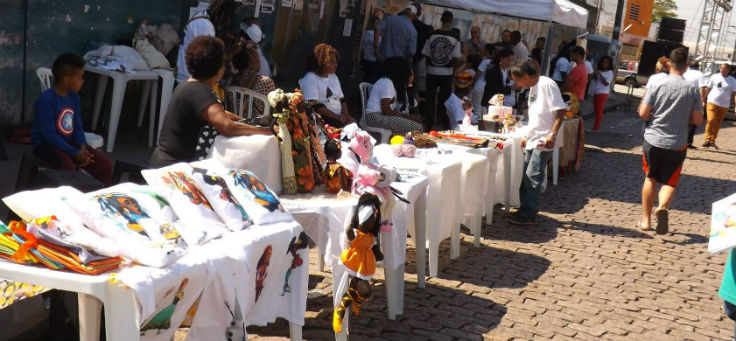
<box><xmin>652</xmin><ymin>0</ymin><xmax>678</xmax><ymax>23</ymax></box>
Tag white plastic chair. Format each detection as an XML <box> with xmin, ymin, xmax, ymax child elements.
<box><xmin>358</xmin><ymin>82</ymin><xmax>391</xmax><ymax>144</ymax></box>
<box><xmin>224</xmin><ymin>86</ymin><xmax>271</xmax><ymax>121</ymax></box>
<box><xmin>36</xmin><ymin>67</ymin><xmax>104</xmax><ymax>149</ymax></box>
<box><xmin>37</xmin><ymin>67</ymin><xmax>53</xmax><ymax>91</ymax></box>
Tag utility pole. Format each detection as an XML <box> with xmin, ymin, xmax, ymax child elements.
<box><xmin>609</xmin><ymin>0</ymin><xmax>625</xmax><ymax>81</ymax></box>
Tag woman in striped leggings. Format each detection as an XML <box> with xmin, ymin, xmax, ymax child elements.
<box><xmin>364</xmin><ymin>57</ymin><xmax>424</xmax><ymax>135</ymax></box>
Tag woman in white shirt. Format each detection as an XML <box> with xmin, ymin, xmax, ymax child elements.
<box><xmin>300</xmin><ymin>44</ymin><xmax>355</xmax><ymax>127</ymax></box>
<box><xmin>592</xmin><ymin>55</ymin><xmax>613</xmax><ymax>131</ymax></box>
<box><xmin>365</xmin><ymin>57</ymin><xmax>424</xmax><ymax>135</ymax></box>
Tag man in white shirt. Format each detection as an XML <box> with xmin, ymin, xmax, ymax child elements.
<box><xmin>511</xmin><ymin>31</ymin><xmax>529</xmax><ymax>63</ymax></box>
<box><xmin>509</xmin><ymin>61</ymin><xmax>567</xmax><ymax>225</ymax></box>
<box><xmin>683</xmin><ymin>60</ymin><xmax>705</xmax><ymax>149</ymax></box>
<box><xmin>701</xmin><ymin>63</ymin><xmax>736</xmax><ymax>149</ymax></box>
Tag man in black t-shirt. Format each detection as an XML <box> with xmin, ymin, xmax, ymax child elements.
<box><xmin>421</xmin><ymin>10</ymin><xmax>463</xmax><ymax>130</ymax></box>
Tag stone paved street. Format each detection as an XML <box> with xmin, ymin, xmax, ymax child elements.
<box><xmin>249</xmin><ymin>102</ymin><xmax>736</xmax><ymax>340</ymax></box>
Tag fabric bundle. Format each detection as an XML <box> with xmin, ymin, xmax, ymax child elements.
<box><xmin>0</xmin><ymin>219</ymin><xmax>123</xmax><ymax>275</ymax></box>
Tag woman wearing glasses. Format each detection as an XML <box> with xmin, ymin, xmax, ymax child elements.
<box><xmin>702</xmin><ymin>63</ymin><xmax>736</xmax><ymax>149</ymax></box>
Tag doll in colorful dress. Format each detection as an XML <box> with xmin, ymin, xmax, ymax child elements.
<box><xmin>333</xmin><ymin>193</ymin><xmax>383</xmax><ymax>333</ymax></box>
<box><xmin>322</xmin><ymin>139</ymin><xmax>353</xmax><ymax>194</ymax></box>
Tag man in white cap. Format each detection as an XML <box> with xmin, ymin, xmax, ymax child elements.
<box><xmin>374</xmin><ymin>4</ymin><xmax>418</xmax><ymax>61</ymax></box>
<box><xmin>241</xmin><ymin>18</ymin><xmax>272</xmax><ymax>77</ymax></box>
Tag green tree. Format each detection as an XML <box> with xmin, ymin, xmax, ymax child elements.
<box><xmin>652</xmin><ymin>0</ymin><xmax>678</xmax><ymax>23</ymax></box>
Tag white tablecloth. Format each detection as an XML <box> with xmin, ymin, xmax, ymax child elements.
<box><xmin>374</xmin><ymin>145</ymin><xmax>462</xmax><ymax>277</ymax></box>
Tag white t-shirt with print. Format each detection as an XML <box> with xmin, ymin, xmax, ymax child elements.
<box><xmin>593</xmin><ymin>70</ymin><xmax>613</xmax><ymax>94</ymax></box>
<box><xmin>706</xmin><ymin>73</ymin><xmax>736</xmax><ymax>108</ymax></box>
<box><xmin>366</xmin><ymin>77</ymin><xmax>397</xmax><ymax>113</ymax></box>
<box><xmin>526</xmin><ymin>76</ymin><xmax>567</xmax><ymax>151</ymax></box>
<box><xmin>422</xmin><ymin>30</ymin><xmax>462</xmax><ymax>76</ymax></box>
<box><xmin>300</xmin><ymin>72</ymin><xmax>344</xmax><ymax>114</ymax></box>
<box><xmin>552</xmin><ymin>57</ymin><xmax>570</xmax><ymax>82</ymax></box>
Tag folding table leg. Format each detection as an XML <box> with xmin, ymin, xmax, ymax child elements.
<box><xmin>78</xmin><ymin>293</ymin><xmax>102</xmax><ymax>341</ymax></box>
<box><xmin>384</xmin><ymin>262</ymin><xmax>404</xmax><ymax>320</ymax></box>
<box><xmin>553</xmin><ymin>147</ymin><xmax>559</xmax><ymax>185</ymax></box>
<box><xmin>105</xmin><ymin>76</ymin><xmax>128</xmax><ymax>153</ymax></box>
<box><xmin>414</xmin><ymin>193</ymin><xmax>426</xmax><ymax>288</ymax></box>
<box><xmin>148</xmin><ymin>79</ymin><xmax>159</xmax><ymax>147</ymax></box>
<box><xmin>92</xmin><ymin>75</ymin><xmax>108</xmax><ymax>130</ymax></box>
<box><xmin>137</xmin><ymin>80</ymin><xmax>152</xmax><ymax>128</ymax></box>
<box><xmin>450</xmin><ymin>223</ymin><xmax>460</xmax><ymax>259</ymax></box>
<box><xmin>289</xmin><ymin>322</ymin><xmax>302</xmax><ymax>341</ymax></box>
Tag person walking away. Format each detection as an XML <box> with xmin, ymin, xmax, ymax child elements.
<box><xmin>362</xmin><ymin>16</ymin><xmax>382</xmax><ymax>83</ymax></box>
<box><xmin>422</xmin><ymin>10</ymin><xmax>463</xmax><ymax>130</ymax></box>
<box><xmin>683</xmin><ymin>60</ymin><xmax>705</xmax><ymax>149</ymax></box>
<box><xmin>32</xmin><ymin>53</ymin><xmax>112</xmax><ymax>186</ymax></box>
<box><xmin>511</xmin><ymin>31</ymin><xmax>528</xmax><ymax>63</ymax></box>
<box><xmin>701</xmin><ymin>63</ymin><xmax>736</xmax><ymax>149</ymax></box>
<box><xmin>637</xmin><ymin>47</ymin><xmax>703</xmax><ymax>234</ymax></box>
<box><xmin>591</xmin><ymin>56</ymin><xmax>613</xmax><ymax>131</ymax></box>
<box><xmin>374</xmin><ymin>5</ymin><xmax>417</xmax><ymax>61</ymax></box>
<box><xmin>560</xmin><ymin>46</ymin><xmax>588</xmax><ymax>102</ymax></box>
<box><xmin>509</xmin><ymin>61</ymin><xmax>567</xmax><ymax>225</ymax></box>
<box><xmin>177</xmin><ymin>0</ymin><xmax>239</xmax><ymax>83</ymax></box>
<box><xmin>465</xmin><ymin>26</ymin><xmax>487</xmax><ymax>56</ymax></box>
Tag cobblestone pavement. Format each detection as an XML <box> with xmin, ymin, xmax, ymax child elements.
<box><xmin>249</xmin><ymin>106</ymin><xmax>736</xmax><ymax>340</ymax></box>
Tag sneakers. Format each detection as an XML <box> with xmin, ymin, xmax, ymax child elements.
<box><xmin>702</xmin><ymin>141</ymin><xmax>711</xmax><ymax>148</ymax></box>
<box><xmin>510</xmin><ymin>216</ymin><xmax>537</xmax><ymax>226</ymax></box>
<box><xmin>712</xmin><ymin>143</ymin><xmax>720</xmax><ymax>150</ymax></box>
<box><xmin>687</xmin><ymin>144</ymin><xmax>697</xmax><ymax>150</ymax></box>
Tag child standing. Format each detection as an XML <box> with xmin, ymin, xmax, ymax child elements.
<box><xmin>31</xmin><ymin>53</ymin><xmax>112</xmax><ymax>186</ymax></box>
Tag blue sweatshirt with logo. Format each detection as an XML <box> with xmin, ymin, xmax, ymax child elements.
<box><xmin>31</xmin><ymin>88</ymin><xmax>87</xmax><ymax>157</ymax></box>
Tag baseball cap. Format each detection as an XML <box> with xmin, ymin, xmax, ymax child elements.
<box><xmin>239</xmin><ymin>23</ymin><xmax>263</xmax><ymax>43</ymax></box>
<box><xmin>404</xmin><ymin>4</ymin><xmax>418</xmax><ymax>15</ymax></box>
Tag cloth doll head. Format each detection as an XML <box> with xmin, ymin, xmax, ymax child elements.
<box><xmin>351</xmin><ymin>193</ymin><xmax>381</xmax><ymax>236</ymax></box>
<box><xmin>324</xmin><ymin>138</ymin><xmax>342</xmax><ymax>162</ymax></box>
<box><xmin>349</xmin><ymin>131</ymin><xmax>374</xmax><ymax>163</ymax></box>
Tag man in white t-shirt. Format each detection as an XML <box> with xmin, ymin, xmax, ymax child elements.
<box><xmin>509</xmin><ymin>60</ymin><xmax>567</xmax><ymax>225</ymax></box>
<box><xmin>422</xmin><ymin>10</ymin><xmax>462</xmax><ymax>130</ymax></box>
<box><xmin>702</xmin><ymin>63</ymin><xmax>736</xmax><ymax>149</ymax></box>
<box><xmin>683</xmin><ymin>60</ymin><xmax>706</xmax><ymax>149</ymax></box>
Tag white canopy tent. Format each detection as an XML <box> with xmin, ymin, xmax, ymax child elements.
<box><xmin>420</xmin><ymin>0</ymin><xmax>589</xmax><ymax>29</ymax></box>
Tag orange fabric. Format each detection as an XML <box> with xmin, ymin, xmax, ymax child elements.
<box><xmin>340</xmin><ymin>231</ymin><xmax>376</xmax><ymax>278</ymax></box>
<box><xmin>666</xmin><ymin>164</ymin><xmax>684</xmax><ymax>187</ymax></box>
<box><xmin>9</xmin><ymin>222</ymin><xmax>39</xmax><ymax>264</ymax></box>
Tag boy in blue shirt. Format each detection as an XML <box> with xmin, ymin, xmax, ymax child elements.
<box><xmin>31</xmin><ymin>53</ymin><xmax>112</xmax><ymax>186</ymax></box>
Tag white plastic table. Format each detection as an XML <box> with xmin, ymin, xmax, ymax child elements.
<box><xmin>85</xmin><ymin>65</ymin><xmax>174</xmax><ymax>152</ymax></box>
<box><xmin>374</xmin><ymin>145</ymin><xmax>462</xmax><ymax>278</ymax></box>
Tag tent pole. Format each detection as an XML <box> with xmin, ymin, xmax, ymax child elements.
<box><xmin>541</xmin><ymin>20</ymin><xmax>553</xmax><ymax>76</ymax></box>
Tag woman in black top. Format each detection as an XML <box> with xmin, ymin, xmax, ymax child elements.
<box><xmin>151</xmin><ymin>36</ymin><xmax>272</xmax><ymax>168</ymax></box>
<box><xmin>481</xmin><ymin>48</ymin><xmax>515</xmax><ymax>107</ymax></box>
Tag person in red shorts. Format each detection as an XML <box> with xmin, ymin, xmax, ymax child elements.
<box><xmin>31</xmin><ymin>53</ymin><xmax>112</xmax><ymax>186</ymax></box>
<box><xmin>637</xmin><ymin>48</ymin><xmax>703</xmax><ymax>234</ymax></box>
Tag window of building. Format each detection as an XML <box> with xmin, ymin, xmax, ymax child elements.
<box><xmin>629</xmin><ymin>3</ymin><xmax>640</xmax><ymax>21</ymax></box>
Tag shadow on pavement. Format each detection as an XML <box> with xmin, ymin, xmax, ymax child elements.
<box><xmin>248</xmin><ymin>270</ymin><xmax>508</xmax><ymax>341</ymax></box>
<box><xmin>541</xmin><ymin>148</ymin><xmax>736</xmax><ymax>216</ymax></box>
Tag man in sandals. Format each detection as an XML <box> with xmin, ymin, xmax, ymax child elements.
<box><xmin>638</xmin><ymin>47</ymin><xmax>703</xmax><ymax>234</ymax></box>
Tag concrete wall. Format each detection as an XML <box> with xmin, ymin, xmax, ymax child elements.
<box><xmin>0</xmin><ymin>0</ymin><xmax>193</xmax><ymax>128</ymax></box>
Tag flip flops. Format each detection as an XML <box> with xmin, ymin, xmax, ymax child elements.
<box><xmin>655</xmin><ymin>209</ymin><xmax>669</xmax><ymax>235</ymax></box>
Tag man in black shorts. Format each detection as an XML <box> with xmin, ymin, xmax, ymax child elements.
<box><xmin>638</xmin><ymin>47</ymin><xmax>703</xmax><ymax>234</ymax></box>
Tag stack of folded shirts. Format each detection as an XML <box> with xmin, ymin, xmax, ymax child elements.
<box><xmin>0</xmin><ymin>218</ymin><xmax>123</xmax><ymax>275</ymax></box>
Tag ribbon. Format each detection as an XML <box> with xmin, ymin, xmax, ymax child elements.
<box><xmin>8</xmin><ymin>221</ymin><xmax>39</xmax><ymax>264</ymax></box>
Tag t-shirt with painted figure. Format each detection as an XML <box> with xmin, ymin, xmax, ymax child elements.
<box><xmin>706</xmin><ymin>73</ymin><xmax>736</xmax><ymax>108</ymax></box>
<box><xmin>422</xmin><ymin>29</ymin><xmax>463</xmax><ymax>76</ymax></box>
<box><xmin>300</xmin><ymin>72</ymin><xmax>345</xmax><ymax>115</ymax></box>
<box><xmin>31</xmin><ymin>88</ymin><xmax>87</xmax><ymax>157</ymax></box>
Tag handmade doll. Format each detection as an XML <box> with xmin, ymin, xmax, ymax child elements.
<box><xmin>283</xmin><ymin>90</ymin><xmax>317</xmax><ymax>192</ymax></box>
<box><xmin>333</xmin><ymin>193</ymin><xmax>383</xmax><ymax>333</ymax></box>
<box><xmin>349</xmin><ymin>131</ymin><xmax>396</xmax><ymax>231</ymax></box>
<box><xmin>322</xmin><ymin>139</ymin><xmax>353</xmax><ymax>194</ymax></box>
<box><xmin>268</xmin><ymin>89</ymin><xmax>297</xmax><ymax>194</ymax></box>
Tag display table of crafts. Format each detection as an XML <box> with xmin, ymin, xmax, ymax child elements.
<box><xmin>373</xmin><ymin>144</ymin><xmax>463</xmax><ymax>278</ymax></box>
<box><xmin>0</xmin><ymin>220</ymin><xmax>307</xmax><ymax>341</ymax></box>
<box><xmin>281</xmin><ymin>174</ymin><xmax>428</xmax><ymax>320</ymax></box>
